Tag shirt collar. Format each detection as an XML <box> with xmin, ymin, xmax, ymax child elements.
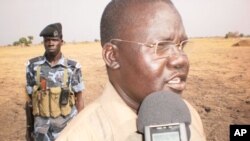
<box><xmin>99</xmin><ymin>82</ymin><xmax>140</xmax><ymax>139</ymax></box>
<box><xmin>41</xmin><ymin>53</ymin><xmax>67</xmax><ymax>67</ymax></box>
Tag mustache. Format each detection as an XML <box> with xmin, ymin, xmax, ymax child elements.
<box><xmin>165</xmin><ymin>72</ymin><xmax>187</xmax><ymax>82</ymax></box>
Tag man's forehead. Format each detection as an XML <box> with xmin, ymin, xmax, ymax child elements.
<box><xmin>44</xmin><ymin>37</ymin><xmax>61</xmax><ymax>40</ymax></box>
<box><xmin>123</xmin><ymin>1</ymin><xmax>176</xmax><ymax>17</ymax></box>
<box><xmin>120</xmin><ymin>1</ymin><xmax>186</xmax><ymax>42</ymax></box>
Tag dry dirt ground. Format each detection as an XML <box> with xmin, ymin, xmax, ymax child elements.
<box><xmin>0</xmin><ymin>38</ymin><xmax>249</xmax><ymax>141</ymax></box>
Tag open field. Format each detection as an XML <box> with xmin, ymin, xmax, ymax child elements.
<box><xmin>0</xmin><ymin>38</ymin><xmax>249</xmax><ymax>141</ymax></box>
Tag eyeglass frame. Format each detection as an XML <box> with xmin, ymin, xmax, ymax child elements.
<box><xmin>109</xmin><ymin>38</ymin><xmax>189</xmax><ymax>56</ymax></box>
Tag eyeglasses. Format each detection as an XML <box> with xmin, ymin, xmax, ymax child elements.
<box><xmin>110</xmin><ymin>38</ymin><xmax>189</xmax><ymax>58</ymax></box>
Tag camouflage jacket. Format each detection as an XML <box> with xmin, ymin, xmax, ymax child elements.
<box><xmin>26</xmin><ymin>55</ymin><xmax>84</xmax><ymax>95</ymax></box>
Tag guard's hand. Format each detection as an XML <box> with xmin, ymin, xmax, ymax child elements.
<box><xmin>75</xmin><ymin>91</ymin><xmax>84</xmax><ymax>112</ymax></box>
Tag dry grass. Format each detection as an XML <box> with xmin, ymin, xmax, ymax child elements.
<box><xmin>0</xmin><ymin>38</ymin><xmax>249</xmax><ymax>141</ymax></box>
<box><xmin>232</xmin><ymin>38</ymin><xmax>250</xmax><ymax>47</ymax></box>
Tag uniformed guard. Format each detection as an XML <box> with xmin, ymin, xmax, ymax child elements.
<box><xmin>25</xmin><ymin>22</ymin><xmax>85</xmax><ymax>141</ymax></box>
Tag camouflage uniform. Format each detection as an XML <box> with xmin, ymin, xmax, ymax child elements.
<box><xmin>26</xmin><ymin>55</ymin><xmax>84</xmax><ymax>141</ymax></box>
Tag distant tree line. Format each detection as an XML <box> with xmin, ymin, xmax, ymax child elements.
<box><xmin>13</xmin><ymin>36</ymin><xmax>33</xmax><ymax>46</ymax></box>
<box><xmin>225</xmin><ymin>31</ymin><xmax>250</xmax><ymax>38</ymax></box>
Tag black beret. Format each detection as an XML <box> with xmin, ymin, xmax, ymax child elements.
<box><xmin>40</xmin><ymin>23</ymin><xmax>62</xmax><ymax>38</ymax></box>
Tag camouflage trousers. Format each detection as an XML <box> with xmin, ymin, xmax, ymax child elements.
<box><xmin>34</xmin><ymin>106</ymin><xmax>77</xmax><ymax>141</ymax></box>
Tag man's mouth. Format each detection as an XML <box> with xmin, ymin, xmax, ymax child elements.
<box><xmin>168</xmin><ymin>77</ymin><xmax>181</xmax><ymax>84</ymax></box>
<box><xmin>47</xmin><ymin>46</ymin><xmax>56</xmax><ymax>51</ymax></box>
<box><xmin>166</xmin><ymin>76</ymin><xmax>186</xmax><ymax>92</ymax></box>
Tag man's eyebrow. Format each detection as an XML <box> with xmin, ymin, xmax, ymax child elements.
<box><xmin>157</xmin><ymin>38</ymin><xmax>178</xmax><ymax>43</ymax></box>
<box><xmin>148</xmin><ymin>34</ymin><xmax>188</xmax><ymax>43</ymax></box>
<box><xmin>152</xmin><ymin>37</ymin><xmax>174</xmax><ymax>42</ymax></box>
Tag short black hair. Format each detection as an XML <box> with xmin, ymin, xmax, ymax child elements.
<box><xmin>100</xmin><ymin>0</ymin><xmax>174</xmax><ymax>46</ymax></box>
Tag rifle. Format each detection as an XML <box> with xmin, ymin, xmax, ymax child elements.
<box><xmin>25</xmin><ymin>99</ymin><xmax>34</xmax><ymax>141</ymax></box>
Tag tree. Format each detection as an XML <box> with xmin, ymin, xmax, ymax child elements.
<box><xmin>27</xmin><ymin>36</ymin><xmax>34</xmax><ymax>45</ymax></box>
<box><xmin>13</xmin><ymin>41</ymin><xmax>20</xmax><ymax>46</ymax></box>
<box><xmin>225</xmin><ymin>31</ymin><xmax>243</xmax><ymax>38</ymax></box>
<box><xmin>94</xmin><ymin>39</ymin><xmax>100</xmax><ymax>42</ymax></box>
<box><xmin>239</xmin><ymin>33</ymin><xmax>244</xmax><ymax>37</ymax></box>
<box><xmin>19</xmin><ymin>37</ymin><xmax>29</xmax><ymax>46</ymax></box>
<box><xmin>12</xmin><ymin>36</ymin><xmax>33</xmax><ymax>46</ymax></box>
<box><xmin>28</xmin><ymin>36</ymin><xmax>33</xmax><ymax>41</ymax></box>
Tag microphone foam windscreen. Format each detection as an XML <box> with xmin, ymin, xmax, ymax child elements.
<box><xmin>137</xmin><ymin>91</ymin><xmax>191</xmax><ymax>134</ymax></box>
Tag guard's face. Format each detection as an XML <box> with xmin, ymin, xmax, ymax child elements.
<box><xmin>44</xmin><ymin>37</ymin><xmax>62</xmax><ymax>56</ymax></box>
<box><xmin>109</xmin><ymin>2</ymin><xmax>189</xmax><ymax>105</ymax></box>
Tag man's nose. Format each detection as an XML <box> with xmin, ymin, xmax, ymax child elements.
<box><xmin>166</xmin><ymin>49</ymin><xmax>189</xmax><ymax>70</ymax></box>
<box><xmin>47</xmin><ymin>39</ymin><xmax>54</xmax><ymax>45</ymax></box>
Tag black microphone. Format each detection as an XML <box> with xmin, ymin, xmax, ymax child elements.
<box><xmin>137</xmin><ymin>91</ymin><xmax>191</xmax><ymax>141</ymax></box>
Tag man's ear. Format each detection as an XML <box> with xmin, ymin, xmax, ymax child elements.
<box><xmin>61</xmin><ymin>39</ymin><xmax>64</xmax><ymax>45</ymax></box>
<box><xmin>102</xmin><ymin>43</ymin><xmax>120</xmax><ymax>69</ymax></box>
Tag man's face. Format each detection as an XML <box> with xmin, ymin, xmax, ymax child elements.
<box><xmin>43</xmin><ymin>37</ymin><xmax>62</xmax><ymax>56</ymax></box>
<box><xmin>109</xmin><ymin>2</ymin><xmax>189</xmax><ymax>105</ymax></box>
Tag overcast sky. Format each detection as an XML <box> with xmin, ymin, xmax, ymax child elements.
<box><xmin>0</xmin><ymin>0</ymin><xmax>249</xmax><ymax>45</ymax></box>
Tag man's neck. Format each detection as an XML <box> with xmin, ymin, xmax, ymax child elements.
<box><xmin>110</xmin><ymin>80</ymin><xmax>140</xmax><ymax>113</ymax></box>
<box><xmin>45</xmin><ymin>52</ymin><xmax>62</xmax><ymax>66</ymax></box>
